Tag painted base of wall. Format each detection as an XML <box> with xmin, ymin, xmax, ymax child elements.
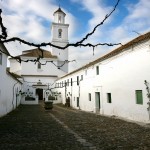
<box><xmin>21</xmin><ymin>96</ymin><xmax>38</xmax><ymax>105</ymax></box>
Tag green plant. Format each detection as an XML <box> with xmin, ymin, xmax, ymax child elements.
<box><xmin>25</xmin><ymin>95</ymin><xmax>35</xmax><ymax>101</ymax></box>
<box><xmin>48</xmin><ymin>95</ymin><xmax>55</xmax><ymax>100</ymax></box>
<box><xmin>144</xmin><ymin>80</ymin><xmax>150</xmax><ymax>120</ymax></box>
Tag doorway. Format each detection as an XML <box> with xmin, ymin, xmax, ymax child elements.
<box><xmin>36</xmin><ymin>89</ymin><xmax>43</xmax><ymax>100</ymax></box>
<box><xmin>95</xmin><ymin>92</ymin><xmax>100</xmax><ymax>113</ymax></box>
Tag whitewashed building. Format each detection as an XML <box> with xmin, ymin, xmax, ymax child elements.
<box><xmin>0</xmin><ymin>43</ymin><xmax>22</xmax><ymax>117</ymax></box>
<box><xmin>54</xmin><ymin>32</ymin><xmax>150</xmax><ymax>123</ymax></box>
<box><xmin>9</xmin><ymin>8</ymin><xmax>69</xmax><ymax>104</ymax></box>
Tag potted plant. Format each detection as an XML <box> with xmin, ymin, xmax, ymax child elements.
<box><xmin>48</xmin><ymin>95</ymin><xmax>55</xmax><ymax>101</ymax></box>
<box><xmin>44</xmin><ymin>95</ymin><xmax>55</xmax><ymax>109</ymax></box>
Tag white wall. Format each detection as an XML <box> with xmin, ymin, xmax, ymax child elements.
<box><xmin>0</xmin><ymin>44</ymin><xmax>22</xmax><ymax>117</ymax></box>
<box><xmin>54</xmin><ymin>39</ymin><xmax>150</xmax><ymax>123</ymax></box>
<box><xmin>21</xmin><ymin>57</ymin><xmax>66</xmax><ymax>77</ymax></box>
<box><xmin>21</xmin><ymin>76</ymin><xmax>59</xmax><ymax>104</ymax></box>
<box><xmin>9</xmin><ymin>58</ymin><xmax>21</xmax><ymax>75</ymax></box>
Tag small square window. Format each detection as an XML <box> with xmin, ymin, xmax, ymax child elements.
<box><xmin>107</xmin><ymin>93</ymin><xmax>112</xmax><ymax>103</ymax></box>
<box><xmin>136</xmin><ymin>90</ymin><xmax>143</xmax><ymax>104</ymax></box>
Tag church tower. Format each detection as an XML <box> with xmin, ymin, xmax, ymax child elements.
<box><xmin>51</xmin><ymin>7</ymin><xmax>69</xmax><ymax>73</ymax></box>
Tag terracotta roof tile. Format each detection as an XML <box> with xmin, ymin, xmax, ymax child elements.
<box><xmin>6</xmin><ymin>68</ymin><xmax>22</xmax><ymax>84</ymax></box>
<box><xmin>15</xmin><ymin>48</ymin><xmax>57</xmax><ymax>59</ymax></box>
<box><xmin>61</xmin><ymin>31</ymin><xmax>150</xmax><ymax>79</ymax></box>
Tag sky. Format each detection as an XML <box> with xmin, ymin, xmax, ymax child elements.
<box><xmin>1</xmin><ymin>0</ymin><xmax>150</xmax><ymax>72</ymax></box>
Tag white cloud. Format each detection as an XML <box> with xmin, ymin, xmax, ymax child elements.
<box><xmin>107</xmin><ymin>0</ymin><xmax>150</xmax><ymax>45</ymax></box>
<box><xmin>125</xmin><ymin>0</ymin><xmax>150</xmax><ymax>32</ymax></box>
<box><xmin>71</xmin><ymin>0</ymin><xmax>112</xmax><ymax>38</ymax></box>
<box><xmin>1</xmin><ymin>0</ymin><xmax>150</xmax><ymax>72</ymax></box>
<box><xmin>69</xmin><ymin>0</ymin><xmax>150</xmax><ymax>72</ymax></box>
<box><xmin>0</xmin><ymin>0</ymin><xmax>77</xmax><ymax>56</ymax></box>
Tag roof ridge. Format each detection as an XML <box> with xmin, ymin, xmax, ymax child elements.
<box><xmin>61</xmin><ymin>31</ymin><xmax>150</xmax><ymax>79</ymax></box>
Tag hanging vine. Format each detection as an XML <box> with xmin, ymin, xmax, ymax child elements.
<box><xmin>144</xmin><ymin>80</ymin><xmax>150</xmax><ymax>120</ymax></box>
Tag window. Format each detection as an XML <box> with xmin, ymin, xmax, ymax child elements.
<box><xmin>136</xmin><ymin>90</ymin><xmax>143</xmax><ymax>104</ymax></box>
<box><xmin>37</xmin><ymin>62</ymin><xmax>41</xmax><ymax>69</ymax></box>
<box><xmin>81</xmin><ymin>75</ymin><xmax>83</xmax><ymax>81</ymax></box>
<box><xmin>0</xmin><ymin>53</ymin><xmax>2</xmax><ymax>65</ymax></box>
<box><xmin>65</xmin><ymin>81</ymin><xmax>67</xmax><ymax>87</ymax></box>
<box><xmin>71</xmin><ymin>78</ymin><xmax>73</xmax><ymax>86</ymax></box>
<box><xmin>77</xmin><ymin>76</ymin><xmax>79</xmax><ymax>85</ymax></box>
<box><xmin>96</xmin><ymin>66</ymin><xmax>99</xmax><ymax>75</ymax></box>
<box><xmin>55</xmin><ymin>83</ymin><xmax>57</xmax><ymax>88</ymax></box>
<box><xmin>89</xmin><ymin>93</ymin><xmax>91</xmax><ymax>101</ymax></box>
<box><xmin>58</xmin><ymin>29</ymin><xmax>62</xmax><ymax>38</ymax></box>
<box><xmin>107</xmin><ymin>93</ymin><xmax>112</xmax><ymax>103</ymax></box>
<box><xmin>77</xmin><ymin>97</ymin><xmax>79</xmax><ymax>107</ymax></box>
<box><xmin>85</xmin><ymin>70</ymin><xmax>87</xmax><ymax>75</ymax></box>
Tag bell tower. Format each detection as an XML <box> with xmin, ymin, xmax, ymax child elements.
<box><xmin>51</xmin><ymin>7</ymin><xmax>69</xmax><ymax>73</ymax></box>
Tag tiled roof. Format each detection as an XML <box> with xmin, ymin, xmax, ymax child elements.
<box><xmin>15</xmin><ymin>48</ymin><xmax>57</xmax><ymax>59</ymax></box>
<box><xmin>0</xmin><ymin>43</ymin><xmax>10</xmax><ymax>55</ymax></box>
<box><xmin>60</xmin><ymin>31</ymin><xmax>150</xmax><ymax>79</ymax></box>
<box><xmin>21</xmin><ymin>75</ymin><xmax>58</xmax><ymax>77</ymax></box>
<box><xmin>6</xmin><ymin>68</ymin><xmax>22</xmax><ymax>84</ymax></box>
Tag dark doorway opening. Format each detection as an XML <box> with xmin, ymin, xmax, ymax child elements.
<box><xmin>36</xmin><ymin>89</ymin><xmax>43</xmax><ymax>100</ymax></box>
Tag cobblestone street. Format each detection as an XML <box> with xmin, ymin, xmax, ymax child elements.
<box><xmin>0</xmin><ymin>104</ymin><xmax>150</xmax><ymax>150</ymax></box>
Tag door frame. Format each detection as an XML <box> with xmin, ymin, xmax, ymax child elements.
<box><xmin>95</xmin><ymin>92</ymin><xmax>100</xmax><ymax>113</ymax></box>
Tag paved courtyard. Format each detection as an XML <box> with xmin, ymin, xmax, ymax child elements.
<box><xmin>0</xmin><ymin>103</ymin><xmax>150</xmax><ymax>150</ymax></box>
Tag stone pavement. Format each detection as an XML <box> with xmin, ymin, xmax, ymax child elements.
<box><xmin>0</xmin><ymin>104</ymin><xmax>87</xmax><ymax>150</ymax></box>
<box><xmin>0</xmin><ymin>103</ymin><xmax>150</xmax><ymax>150</ymax></box>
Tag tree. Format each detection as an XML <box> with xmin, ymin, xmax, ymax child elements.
<box><xmin>0</xmin><ymin>0</ymin><xmax>121</xmax><ymax>68</ymax></box>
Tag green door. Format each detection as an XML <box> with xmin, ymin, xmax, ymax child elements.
<box><xmin>95</xmin><ymin>92</ymin><xmax>100</xmax><ymax>112</ymax></box>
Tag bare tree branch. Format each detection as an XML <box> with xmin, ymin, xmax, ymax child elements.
<box><xmin>75</xmin><ymin>0</ymin><xmax>121</xmax><ymax>45</ymax></box>
<box><xmin>0</xmin><ymin>9</ymin><xmax>7</xmax><ymax>39</ymax></box>
<box><xmin>0</xmin><ymin>37</ymin><xmax>122</xmax><ymax>49</ymax></box>
<box><xmin>0</xmin><ymin>0</ymin><xmax>121</xmax><ymax>69</ymax></box>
